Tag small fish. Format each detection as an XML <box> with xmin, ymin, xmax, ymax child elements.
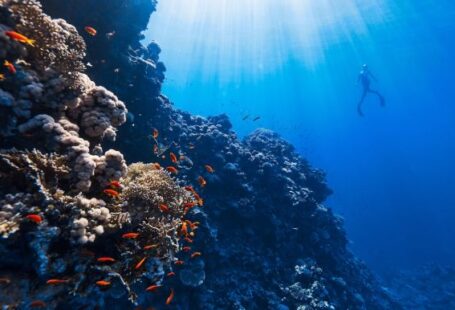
<box><xmin>30</xmin><ymin>300</ymin><xmax>46</xmax><ymax>308</ymax></box>
<box><xmin>84</xmin><ymin>26</ymin><xmax>97</xmax><ymax>36</ymax></box>
<box><xmin>152</xmin><ymin>162</ymin><xmax>161</xmax><ymax>170</ymax></box>
<box><xmin>96</xmin><ymin>280</ymin><xmax>111</xmax><ymax>287</ymax></box>
<box><xmin>153</xmin><ymin>144</ymin><xmax>159</xmax><ymax>154</ymax></box>
<box><xmin>191</xmin><ymin>252</ymin><xmax>202</xmax><ymax>259</ymax></box>
<box><xmin>5</xmin><ymin>31</ymin><xmax>35</xmax><ymax>46</ymax></box>
<box><xmin>0</xmin><ymin>74</ymin><xmax>5</xmax><ymax>81</ymax></box>
<box><xmin>153</xmin><ymin>128</ymin><xmax>159</xmax><ymax>139</ymax></box>
<box><xmin>167</xmin><ymin>272</ymin><xmax>175</xmax><ymax>277</ymax></box>
<box><xmin>97</xmin><ymin>257</ymin><xmax>116</xmax><ymax>263</ymax></box>
<box><xmin>253</xmin><ymin>116</ymin><xmax>261</xmax><ymax>121</ymax></box>
<box><xmin>242</xmin><ymin>114</ymin><xmax>250</xmax><ymax>121</ymax></box>
<box><xmin>188</xmin><ymin>143</ymin><xmax>195</xmax><ymax>149</ymax></box>
<box><xmin>4</xmin><ymin>60</ymin><xmax>16</xmax><ymax>74</ymax></box>
<box><xmin>197</xmin><ymin>176</ymin><xmax>207</xmax><ymax>187</ymax></box>
<box><xmin>122</xmin><ymin>232</ymin><xmax>140</xmax><ymax>239</ymax></box>
<box><xmin>159</xmin><ymin>204</ymin><xmax>170</xmax><ymax>213</ymax></box>
<box><xmin>184</xmin><ymin>237</ymin><xmax>193</xmax><ymax>243</ymax></box>
<box><xmin>166</xmin><ymin>288</ymin><xmax>175</xmax><ymax>305</ymax></box>
<box><xmin>86</xmin><ymin>62</ymin><xmax>93</xmax><ymax>67</ymax></box>
<box><xmin>184</xmin><ymin>186</ymin><xmax>194</xmax><ymax>192</ymax></box>
<box><xmin>25</xmin><ymin>214</ymin><xmax>42</xmax><ymax>224</ymax></box>
<box><xmin>180</xmin><ymin>222</ymin><xmax>188</xmax><ymax>236</ymax></box>
<box><xmin>114</xmin><ymin>68</ymin><xmax>120</xmax><ymax>73</ymax></box>
<box><xmin>0</xmin><ymin>278</ymin><xmax>11</xmax><ymax>284</ymax></box>
<box><xmin>174</xmin><ymin>260</ymin><xmax>185</xmax><ymax>265</ymax></box>
<box><xmin>183</xmin><ymin>202</ymin><xmax>196</xmax><ymax>209</ymax></box>
<box><xmin>109</xmin><ymin>181</ymin><xmax>121</xmax><ymax>189</ymax></box>
<box><xmin>169</xmin><ymin>152</ymin><xmax>178</xmax><ymax>163</ymax></box>
<box><xmin>103</xmin><ymin>189</ymin><xmax>119</xmax><ymax>198</ymax></box>
<box><xmin>135</xmin><ymin>257</ymin><xmax>147</xmax><ymax>270</ymax></box>
<box><xmin>144</xmin><ymin>244</ymin><xmax>159</xmax><ymax>250</ymax></box>
<box><xmin>179</xmin><ymin>155</ymin><xmax>186</xmax><ymax>161</ymax></box>
<box><xmin>106</xmin><ymin>31</ymin><xmax>116</xmax><ymax>39</ymax></box>
<box><xmin>46</xmin><ymin>279</ymin><xmax>70</xmax><ymax>285</ymax></box>
<box><xmin>146</xmin><ymin>284</ymin><xmax>161</xmax><ymax>292</ymax></box>
<box><xmin>204</xmin><ymin>165</ymin><xmax>215</xmax><ymax>173</ymax></box>
<box><xmin>182</xmin><ymin>246</ymin><xmax>191</xmax><ymax>252</ymax></box>
<box><xmin>166</xmin><ymin>166</ymin><xmax>178</xmax><ymax>175</ymax></box>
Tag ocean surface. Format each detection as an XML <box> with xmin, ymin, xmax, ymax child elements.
<box><xmin>144</xmin><ymin>0</ymin><xmax>455</xmax><ymax>273</ymax></box>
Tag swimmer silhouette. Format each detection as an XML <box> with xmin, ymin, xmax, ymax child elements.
<box><xmin>357</xmin><ymin>64</ymin><xmax>385</xmax><ymax>116</ymax></box>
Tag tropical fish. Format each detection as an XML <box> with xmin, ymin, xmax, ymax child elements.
<box><xmin>159</xmin><ymin>204</ymin><xmax>170</xmax><ymax>213</ymax></box>
<box><xmin>84</xmin><ymin>26</ymin><xmax>97</xmax><ymax>36</ymax></box>
<box><xmin>242</xmin><ymin>114</ymin><xmax>250</xmax><ymax>120</ymax></box>
<box><xmin>30</xmin><ymin>300</ymin><xmax>46</xmax><ymax>308</ymax></box>
<box><xmin>182</xmin><ymin>246</ymin><xmax>191</xmax><ymax>252</ymax></box>
<box><xmin>166</xmin><ymin>289</ymin><xmax>175</xmax><ymax>305</ymax></box>
<box><xmin>204</xmin><ymin>165</ymin><xmax>215</xmax><ymax>173</ymax></box>
<box><xmin>184</xmin><ymin>237</ymin><xmax>193</xmax><ymax>243</ymax></box>
<box><xmin>144</xmin><ymin>244</ymin><xmax>159</xmax><ymax>250</ymax></box>
<box><xmin>253</xmin><ymin>116</ymin><xmax>261</xmax><ymax>121</ymax></box>
<box><xmin>174</xmin><ymin>260</ymin><xmax>185</xmax><ymax>265</ymax></box>
<box><xmin>152</xmin><ymin>162</ymin><xmax>161</xmax><ymax>170</ymax></box>
<box><xmin>180</xmin><ymin>222</ymin><xmax>188</xmax><ymax>236</ymax></box>
<box><xmin>97</xmin><ymin>257</ymin><xmax>116</xmax><ymax>263</ymax></box>
<box><xmin>166</xmin><ymin>166</ymin><xmax>178</xmax><ymax>175</ymax></box>
<box><xmin>184</xmin><ymin>186</ymin><xmax>194</xmax><ymax>192</ymax></box>
<box><xmin>135</xmin><ymin>257</ymin><xmax>147</xmax><ymax>270</ymax></box>
<box><xmin>103</xmin><ymin>189</ymin><xmax>119</xmax><ymax>198</ymax></box>
<box><xmin>109</xmin><ymin>181</ymin><xmax>121</xmax><ymax>189</ymax></box>
<box><xmin>191</xmin><ymin>252</ymin><xmax>202</xmax><ymax>259</ymax></box>
<box><xmin>188</xmin><ymin>143</ymin><xmax>195</xmax><ymax>149</ymax></box>
<box><xmin>122</xmin><ymin>232</ymin><xmax>140</xmax><ymax>239</ymax></box>
<box><xmin>4</xmin><ymin>60</ymin><xmax>16</xmax><ymax>74</ymax></box>
<box><xmin>167</xmin><ymin>271</ymin><xmax>175</xmax><ymax>277</ymax></box>
<box><xmin>145</xmin><ymin>285</ymin><xmax>161</xmax><ymax>292</ymax></box>
<box><xmin>197</xmin><ymin>176</ymin><xmax>207</xmax><ymax>187</ymax></box>
<box><xmin>25</xmin><ymin>214</ymin><xmax>42</xmax><ymax>224</ymax></box>
<box><xmin>106</xmin><ymin>31</ymin><xmax>116</xmax><ymax>39</ymax></box>
<box><xmin>0</xmin><ymin>74</ymin><xmax>4</xmax><ymax>81</ymax></box>
<box><xmin>170</xmin><ymin>152</ymin><xmax>178</xmax><ymax>163</ymax></box>
<box><xmin>0</xmin><ymin>278</ymin><xmax>10</xmax><ymax>284</ymax></box>
<box><xmin>46</xmin><ymin>279</ymin><xmax>70</xmax><ymax>285</ymax></box>
<box><xmin>153</xmin><ymin>128</ymin><xmax>159</xmax><ymax>139</ymax></box>
<box><xmin>5</xmin><ymin>31</ymin><xmax>35</xmax><ymax>46</ymax></box>
<box><xmin>153</xmin><ymin>144</ymin><xmax>159</xmax><ymax>154</ymax></box>
<box><xmin>96</xmin><ymin>280</ymin><xmax>111</xmax><ymax>287</ymax></box>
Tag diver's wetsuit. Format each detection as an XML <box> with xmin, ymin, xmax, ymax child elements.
<box><xmin>357</xmin><ymin>68</ymin><xmax>385</xmax><ymax>116</ymax></box>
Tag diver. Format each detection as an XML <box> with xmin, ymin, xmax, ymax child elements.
<box><xmin>357</xmin><ymin>64</ymin><xmax>385</xmax><ymax>116</ymax></box>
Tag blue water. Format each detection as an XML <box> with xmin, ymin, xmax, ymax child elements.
<box><xmin>144</xmin><ymin>0</ymin><xmax>455</xmax><ymax>273</ymax></box>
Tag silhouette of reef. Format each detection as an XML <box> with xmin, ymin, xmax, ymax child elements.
<box><xmin>0</xmin><ymin>0</ymin><xmax>402</xmax><ymax>308</ymax></box>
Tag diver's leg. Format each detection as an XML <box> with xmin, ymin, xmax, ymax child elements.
<box><xmin>357</xmin><ymin>90</ymin><xmax>367</xmax><ymax>116</ymax></box>
<box><xmin>370</xmin><ymin>89</ymin><xmax>385</xmax><ymax>106</ymax></box>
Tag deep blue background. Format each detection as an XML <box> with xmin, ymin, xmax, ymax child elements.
<box><xmin>144</xmin><ymin>0</ymin><xmax>455</xmax><ymax>273</ymax></box>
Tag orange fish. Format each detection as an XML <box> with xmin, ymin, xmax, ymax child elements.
<box><xmin>103</xmin><ymin>188</ymin><xmax>119</xmax><ymax>198</ymax></box>
<box><xmin>0</xmin><ymin>278</ymin><xmax>10</xmax><ymax>284</ymax></box>
<box><xmin>0</xmin><ymin>74</ymin><xmax>4</xmax><ymax>81</ymax></box>
<box><xmin>46</xmin><ymin>279</ymin><xmax>70</xmax><ymax>285</ymax></box>
<box><xmin>182</xmin><ymin>246</ymin><xmax>191</xmax><ymax>252</ymax></box>
<box><xmin>5</xmin><ymin>31</ymin><xmax>35</xmax><ymax>46</ymax></box>
<box><xmin>122</xmin><ymin>232</ymin><xmax>140</xmax><ymax>239</ymax></box>
<box><xmin>174</xmin><ymin>260</ymin><xmax>185</xmax><ymax>266</ymax></box>
<box><xmin>97</xmin><ymin>257</ymin><xmax>115</xmax><ymax>263</ymax></box>
<box><xmin>135</xmin><ymin>257</ymin><xmax>147</xmax><ymax>270</ymax></box>
<box><xmin>167</xmin><ymin>272</ymin><xmax>175</xmax><ymax>277</ymax></box>
<box><xmin>184</xmin><ymin>237</ymin><xmax>193</xmax><ymax>243</ymax></box>
<box><xmin>153</xmin><ymin>128</ymin><xmax>159</xmax><ymax>139</ymax></box>
<box><xmin>197</xmin><ymin>176</ymin><xmax>207</xmax><ymax>187</ymax></box>
<box><xmin>169</xmin><ymin>152</ymin><xmax>178</xmax><ymax>163</ymax></box>
<box><xmin>144</xmin><ymin>244</ymin><xmax>159</xmax><ymax>250</ymax></box>
<box><xmin>25</xmin><ymin>214</ymin><xmax>42</xmax><ymax>224</ymax></box>
<box><xmin>204</xmin><ymin>165</ymin><xmax>215</xmax><ymax>173</ymax></box>
<box><xmin>30</xmin><ymin>300</ymin><xmax>46</xmax><ymax>308</ymax></box>
<box><xmin>166</xmin><ymin>166</ymin><xmax>178</xmax><ymax>175</ymax></box>
<box><xmin>152</xmin><ymin>162</ymin><xmax>161</xmax><ymax>170</ymax></box>
<box><xmin>96</xmin><ymin>280</ymin><xmax>111</xmax><ymax>287</ymax></box>
<box><xmin>145</xmin><ymin>284</ymin><xmax>161</xmax><ymax>292</ymax></box>
<box><xmin>184</xmin><ymin>186</ymin><xmax>194</xmax><ymax>192</ymax></box>
<box><xmin>191</xmin><ymin>252</ymin><xmax>202</xmax><ymax>259</ymax></box>
<box><xmin>109</xmin><ymin>181</ymin><xmax>121</xmax><ymax>189</ymax></box>
<box><xmin>180</xmin><ymin>222</ymin><xmax>188</xmax><ymax>236</ymax></box>
<box><xmin>159</xmin><ymin>204</ymin><xmax>170</xmax><ymax>213</ymax></box>
<box><xmin>84</xmin><ymin>26</ymin><xmax>97</xmax><ymax>36</ymax></box>
<box><xmin>4</xmin><ymin>60</ymin><xmax>16</xmax><ymax>74</ymax></box>
<box><xmin>166</xmin><ymin>288</ymin><xmax>175</xmax><ymax>305</ymax></box>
